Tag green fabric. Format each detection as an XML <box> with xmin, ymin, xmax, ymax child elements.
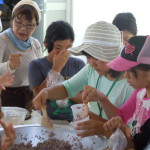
<box><xmin>46</xmin><ymin>99</ymin><xmax>74</xmax><ymax>122</ymax></box>
<box><xmin>62</xmin><ymin>64</ymin><xmax>134</xmax><ymax>119</ymax></box>
<box><xmin>51</xmin><ymin>100</ymin><xmax>73</xmax><ymax>116</ymax></box>
<box><xmin>96</xmin><ymin>72</ymin><xmax>122</xmax><ymax>117</ymax></box>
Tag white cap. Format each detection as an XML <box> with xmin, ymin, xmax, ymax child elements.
<box><xmin>12</xmin><ymin>0</ymin><xmax>41</xmax><ymax>22</ymax></box>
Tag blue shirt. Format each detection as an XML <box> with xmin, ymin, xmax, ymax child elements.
<box><xmin>28</xmin><ymin>56</ymin><xmax>85</xmax><ymax>121</ymax></box>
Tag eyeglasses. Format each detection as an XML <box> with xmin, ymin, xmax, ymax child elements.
<box><xmin>14</xmin><ymin>19</ymin><xmax>36</xmax><ymax>30</ymax></box>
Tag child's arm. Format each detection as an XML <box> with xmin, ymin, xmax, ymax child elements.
<box><xmin>0</xmin><ymin>120</ymin><xmax>16</xmax><ymax>150</ymax></box>
<box><xmin>103</xmin><ymin>116</ymin><xmax>135</xmax><ymax>149</ymax></box>
<box><xmin>82</xmin><ymin>85</ymin><xmax>118</xmax><ymax>119</ymax></box>
<box><xmin>82</xmin><ymin>85</ymin><xmax>137</xmax><ymax>121</ymax></box>
<box><xmin>0</xmin><ymin>72</ymin><xmax>14</xmax><ymax>90</ymax></box>
<box><xmin>75</xmin><ymin>111</ymin><xmax>109</xmax><ymax>138</ymax></box>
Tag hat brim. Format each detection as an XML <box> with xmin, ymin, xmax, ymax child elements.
<box><xmin>107</xmin><ymin>56</ymin><xmax>140</xmax><ymax>71</ymax></box>
<box><xmin>68</xmin><ymin>44</ymin><xmax>90</xmax><ymax>56</ymax></box>
<box><xmin>68</xmin><ymin>44</ymin><xmax>102</xmax><ymax>60</ymax></box>
<box><xmin>69</xmin><ymin>44</ymin><xmax>120</xmax><ymax>62</ymax></box>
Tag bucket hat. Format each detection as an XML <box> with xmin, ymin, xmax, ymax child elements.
<box><xmin>68</xmin><ymin>21</ymin><xmax>122</xmax><ymax>62</ymax></box>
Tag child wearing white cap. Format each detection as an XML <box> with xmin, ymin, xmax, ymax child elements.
<box><xmin>64</xmin><ymin>21</ymin><xmax>134</xmax><ymax>119</ymax></box>
<box><xmin>0</xmin><ymin>0</ymin><xmax>43</xmax><ymax>110</ymax></box>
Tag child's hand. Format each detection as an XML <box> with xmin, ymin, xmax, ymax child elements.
<box><xmin>52</xmin><ymin>50</ymin><xmax>70</xmax><ymax>73</ymax></box>
<box><xmin>76</xmin><ymin>119</ymin><xmax>104</xmax><ymax>138</ymax></box>
<box><xmin>33</xmin><ymin>88</ymin><xmax>48</xmax><ymax>110</ymax></box>
<box><xmin>82</xmin><ymin>85</ymin><xmax>107</xmax><ymax>104</ymax></box>
<box><xmin>103</xmin><ymin>116</ymin><xmax>126</xmax><ymax>132</ymax></box>
<box><xmin>0</xmin><ymin>72</ymin><xmax>14</xmax><ymax>90</ymax></box>
<box><xmin>0</xmin><ymin>120</ymin><xmax>16</xmax><ymax>150</ymax></box>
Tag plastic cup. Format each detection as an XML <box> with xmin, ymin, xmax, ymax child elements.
<box><xmin>71</xmin><ymin>104</ymin><xmax>89</xmax><ymax>120</ymax></box>
<box><xmin>70</xmin><ymin>116</ymin><xmax>89</xmax><ymax>134</ymax></box>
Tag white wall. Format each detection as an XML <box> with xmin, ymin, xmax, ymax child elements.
<box><xmin>72</xmin><ymin>0</ymin><xmax>150</xmax><ymax>47</ymax></box>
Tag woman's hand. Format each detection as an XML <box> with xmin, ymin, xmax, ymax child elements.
<box><xmin>0</xmin><ymin>72</ymin><xmax>14</xmax><ymax>90</ymax></box>
<box><xmin>1</xmin><ymin>120</ymin><xmax>16</xmax><ymax>150</ymax></box>
<box><xmin>9</xmin><ymin>53</ymin><xmax>22</xmax><ymax>70</ymax></box>
<box><xmin>82</xmin><ymin>85</ymin><xmax>107</xmax><ymax>104</ymax></box>
<box><xmin>103</xmin><ymin>116</ymin><xmax>126</xmax><ymax>132</ymax></box>
<box><xmin>32</xmin><ymin>88</ymin><xmax>48</xmax><ymax>110</ymax></box>
<box><xmin>52</xmin><ymin>50</ymin><xmax>70</xmax><ymax>73</ymax></box>
<box><xmin>76</xmin><ymin>119</ymin><xmax>104</xmax><ymax>138</ymax></box>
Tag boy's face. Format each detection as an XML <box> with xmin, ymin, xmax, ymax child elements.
<box><xmin>124</xmin><ymin>69</ymin><xmax>150</xmax><ymax>89</ymax></box>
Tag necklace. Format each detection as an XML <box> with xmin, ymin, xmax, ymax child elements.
<box><xmin>96</xmin><ymin>72</ymin><xmax>122</xmax><ymax>117</ymax></box>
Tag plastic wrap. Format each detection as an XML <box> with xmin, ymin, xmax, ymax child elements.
<box><xmin>46</xmin><ymin>70</ymin><xmax>68</xmax><ymax>107</ymax></box>
<box><xmin>107</xmin><ymin>128</ymin><xmax>127</xmax><ymax>150</ymax></box>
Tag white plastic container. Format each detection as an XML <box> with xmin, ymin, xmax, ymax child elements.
<box><xmin>71</xmin><ymin>104</ymin><xmax>89</xmax><ymax>120</ymax></box>
<box><xmin>1</xmin><ymin>107</ymin><xmax>28</xmax><ymax>126</ymax></box>
<box><xmin>70</xmin><ymin>116</ymin><xmax>90</xmax><ymax>134</ymax></box>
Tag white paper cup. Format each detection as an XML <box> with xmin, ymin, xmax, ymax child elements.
<box><xmin>71</xmin><ymin>104</ymin><xmax>89</xmax><ymax>120</ymax></box>
<box><xmin>70</xmin><ymin>116</ymin><xmax>89</xmax><ymax>134</ymax></box>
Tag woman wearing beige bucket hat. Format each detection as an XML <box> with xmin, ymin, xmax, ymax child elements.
<box><xmin>0</xmin><ymin>0</ymin><xmax>43</xmax><ymax>110</ymax></box>
<box><xmin>32</xmin><ymin>21</ymin><xmax>133</xmax><ymax>129</ymax></box>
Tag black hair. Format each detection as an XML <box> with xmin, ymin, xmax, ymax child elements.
<box><xmin>133</xmin><ymin>118</ymin><xmax>150</xmax><ymax>150</ymax></box>
<box><xmin>82</xmin><ymin>51</ymin><xmax>121</xmax><ymax>78</ymax></box>
<box><xmin>112</xmin><ymin>12</ymin><xmax>137</xmax><ymax>35</ymax></box>
<box><xmin>129</xmin><ymin>64</ymin><xmax>150</xmax><ymax>78</ymax></box>
<box><xmin>44</xmin><ymin>21</ymin><xmax>74</xmax><ymax>53</ymax></box>
<box><xmin>106</xmin><ymin>69</ymin><xmax>121</xmax><ymax>78</ymax></box>
<box><xmin>82</xmin><ymin>51</ymin><xmax>92</xmax><ymax>59</ymax></box>
<box><xmin>11</xmin><ymin>4</ymin><xmax>39</xmax><ymax>25</ymax></box>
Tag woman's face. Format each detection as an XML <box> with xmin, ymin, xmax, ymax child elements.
<box><xmin>124</xmin><ymin>70</ymin><xmax>150</xmax><ymax>89</ymax></box>
<box><xmin>49</xmin><ymin>39</ymin><xmax>73</xmax><ymax>58</ymax></box>
<box><xmin>12</xmin><ymin>15</ymin><xmax>37</xmax><ymax>41</ymax></box>
<box><xmin>87</xmin><ymin>57</ymin><xmax>109</xmax><ymax>75</ymax></box>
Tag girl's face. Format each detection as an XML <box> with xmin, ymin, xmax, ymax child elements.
<box><xmin>12</xmin><ymin>15</ymin><xmax>37</xmax><ymax>41</ymax></box>
<box><xmin>124</xmin><ymin>69</ymin><xmax>150</xmax><ymax>89</ymax></box>
<box><xmin>49</xmin><ymin>39</ymin><xmax>73</xmax><ymax>58</ymax></box>
<box><xmin>87</xmin><ymin>57</ymin><xmax>109</xmax><ymax>75</ymax></box>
